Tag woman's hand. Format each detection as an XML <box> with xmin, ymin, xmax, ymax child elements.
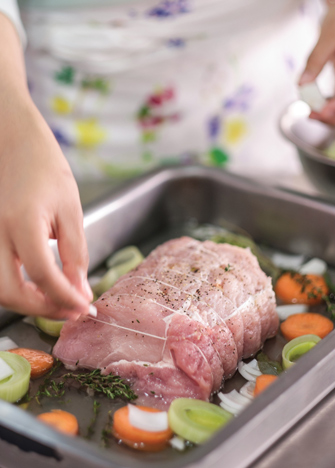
<box><xmin>0</xmin><ymin>12</ymin><xmax>92</xmax><ymax>320</ymax></box>
<box><xmin>0</xmin><ymin>98</ymin><xmax>93</xmax><ymax>320</ymax></box>
<box><xmin>299</xmin><ymin>5</ymin><xmax>335</xmax><ymax>125</ymax></box>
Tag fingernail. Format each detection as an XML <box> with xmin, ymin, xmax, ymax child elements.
<box><xmin>89</xmin><ymin>304</ymin><xmax>97</xmax><ymax>317</ymax></box>
<box><xmin>299</xmin><ymin>71</ymin><xmax>316</xmax><ymax>86</ymax></box>
<box><xmin>82</xmin><ymin>278</ymin><xmax>93</xmax><ymax>302</ymax></box>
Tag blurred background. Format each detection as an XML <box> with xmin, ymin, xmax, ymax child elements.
<box><xmin>16</xmin><ymin>0</ymin><xmax>330</xmax><ymax>202</ymax></box>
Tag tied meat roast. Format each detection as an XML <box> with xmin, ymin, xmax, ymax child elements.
<box><xmin>53</xmin><ymin>237</ymin><xmax>278</xmax><ymax>406</ymax></box>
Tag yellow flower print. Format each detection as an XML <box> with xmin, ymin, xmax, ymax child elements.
<box><xmin>51</xmin><ymin>96</ymin><xmax>72</xmax><ymax>114</ymax></box>
<box><xmin>223</xmin><ymin>118</ymin><xmax>248</xmax><ymax>145</ymax></box>
<box><xmin>75</xmin><ymin>119</ymin><xmax>107</xmax><ymax>147</ymax></box>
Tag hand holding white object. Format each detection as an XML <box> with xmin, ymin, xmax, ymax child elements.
<box><xmin>0</xmin><ymin>13</ymin><xmax>92</xmax><ymax>320</ymax></box>
<box><xmin>299</xmin><ymin>4</ymin><xmax>335</xmax><ymax>125</ymax></box>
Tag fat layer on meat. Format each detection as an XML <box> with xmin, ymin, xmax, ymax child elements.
<box><xmin>53</xmin><ymin>237</ymin><xmax>278</xmax><ymax>407</ymax></box>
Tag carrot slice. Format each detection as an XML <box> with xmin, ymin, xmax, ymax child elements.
<box><xmin>113</xmin><ymin>405</ymin><xmax>173</xmax><ymax>451</ymax></box>
<box><xmin>280</xmin><ymin>313</ymin><xmax>334</xmax><ymax>341</ymax></box>
<box><xmin>37</xmin><ymin>410</ymin><xmax>79</xmax><ymax>436</ymax></box>
<box><xmin>8</xmin><ymin>348</ymin><xmax>54</xmax><ymax>379</ymax></box>
<box><xmin>274</xmin><ymin>273</ymin><xmax>328</xmax><ymax>305</ymax></box>
<box><xmin>254</xmin><ymin>375</ymin><xmax>278</xmax><ymax>397</ymax></box>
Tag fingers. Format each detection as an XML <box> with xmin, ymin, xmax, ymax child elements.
<box><xmin>300</xmin><ymin>40</ymin><xmax>334</xmax><ymax>85</ymax></box>
<box><xmin>56</xmin><ymin>202</ymin><xmax>93</xmax><ymax>303</ymax></box>
<box><xmin>0</xmin><ymin>241</ymin><xmax>60</xmax><ymax>317</ymax></box>
<box><xmin>11</xmin><ymin>216</ymin><xmax>91</xmax><ymax>317</ymax></box>
<box><xmin>299</xmin><ymin>12</ymin><xmax>335</xmax><ymax>85</ymax></box>
<box><xmin>309</xmin><ymin>97</ymin><xmax>335</xmax><ymax>125</ymax></box>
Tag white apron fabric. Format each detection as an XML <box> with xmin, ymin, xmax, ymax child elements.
<box><xmin>20</xmin><ymin>0</ymin><xmax>324</xmax><ymax>181</ymax></box>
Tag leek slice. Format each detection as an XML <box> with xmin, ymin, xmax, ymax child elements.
<box><xmin>93</xmin><ymin>246</ymin><xmax>144</xmax><ymax>297</ymax></box>
<box><xmin>168</xmin><ymin>398</ymin><xmax>232</xmax><ymax>444</ymax></box>
<box><xmin>0</xmin><ymin>352</ymin><xmax>31</xmax><ymax>403</ymax></box>
<box><xmin>0</xmin><ymin>357</ymin><xmax>14</xmax><ymax>381</ymax></box>
<box><xmin>34</xmin><ymin>317</ymin><xmax>65</xmax><ymax>337</ymax></box>
<box><xmin>282</xmin><ymin>334</ymin><xmax>321</xmax><ymax>370</ymax></box>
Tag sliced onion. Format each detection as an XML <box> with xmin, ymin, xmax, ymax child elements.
<box><xmin>299</xmin><ymin>258</ymin><xmax>327</xmax><ymax>276</ymax></box>
<box><xmin>276</xmin><ymin>304</ymin><xmax>308</xmax><ymax>321</ymax></box>
<box><xmin>169</xmin><ymin>436</ymin><xmax>186</xmax><ymax>451</ymax></box>
<box><xmin>218</xmin><ymin>390</ymin><xmax>251</xmax><ymax>415</ymax></box>
<box><xmin>239</xmin><ymin>382</ymin><xmax>255</xmax><ymax>400</ymax></box>
<box><xmin>0</xmin><ymin>357</ymin><xmax>14</xmax><ymax>381</ymax></box>
<box><xmin>272</xmin><ymin>253</ymin><xmax>304</xmax><ymax>270</ymax></box>
<box><xmin>128</xmin><ymin>404</ymin><xmax>168</xmax><ymax>432</ymax></box>
<box><xmin>282</xmin><ymin>334</ymin><xmax>321</xmax><ymax>370</ymax></box>
<box><xmin>219</xmin><ymin>401</ymin><xmax>240</xmax><ymax>416</ymax></box>
<box><xmin>238</xmin><ymin>360</ymin><xmax>262</xmax><ymax>381</ymax></box>
<box><xmin>0</xmin><ymin>337</ymin><xmax>18</xmax><ymax>352</ymax></box>
<box><xmin>0</xmin><ymin>351</ymin><xmax>31</xmax><ymax>403</ymax></box>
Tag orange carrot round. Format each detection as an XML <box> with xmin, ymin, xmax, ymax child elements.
<box><xmin>37</xmin><ymin>410</ymin><xmax>79</xmax><ymax>436</ymax></box>
<box><xmin>274</xmin><ymin>273</ymin><xmax>328</xmax><ymax>305</ymax></box>
<box><xmin>113</xmin><ymin>405</ymin><xmax>173</xmax><ymax>451</ymax></box>
<box><xmin>8</xmin><ymin>348</ymin><xmax>54</xmax><ymax>379</ymax></box>
<box><xmin>254</xmin><ymin>374</ymin><xmax>278</xmax><ymax>397</ymax></box>
<box><xmin>275</xmin><ymin>272</ymin><xmax>328</xmax><ymax>305</ymax></box>
<box><xmin>280</xmin><ymin>313</ymin><xmax>334</xmax><ymax>341</ymax></box>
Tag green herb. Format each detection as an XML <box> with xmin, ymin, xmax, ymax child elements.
<box><xmin>324</xmin><ymin>271</ymin><xmax>335</xmax><ymax>295</ymax></box>
<box><xmin>101</xmin><ymin>411</ymin><xmax>113</xmax><ymax>448</ymax></box>
<box><xmin>35</xmin><ymin>360</ymin><xmax>64</xmax><ymax>403</ymax></box>
<box><xmin>86</xmin><ymin>400</ymin><xmax>101</xmax><ymax>439</ymax></box>
<box><xmin>35</xmin><ymin>365</ymin><xmax>137</xmax><ymax>403</ymax></box>
<box><xmin>256</xmin><ymin>352</ymin><xmax>283</xmax><ymax>376</ymax></box>
<box><xmin>225</xmin><ymin>264</ymin><xmax>231</xmax><ymax>272</ymax></box>
<box><xmin>60</xmin><ymin>369</ymin><xmax>137</xmax><ymax>401</ymax></box>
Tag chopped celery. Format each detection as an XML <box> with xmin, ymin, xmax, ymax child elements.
<box><xmin>0</xmin><ymin>352</ymin><xmax>31</xmax><ymax>403</ymax></box>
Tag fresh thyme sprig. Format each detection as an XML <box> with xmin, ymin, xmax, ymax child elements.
<box><xmin>86</xmin><ymin>400</ymin><xmax>101</xmax><ymax>439</ymax></box>
<box><xmin>101</xmin><ymin>411</ymin><xmax>113</xmax><ymax>448</ymax></box>
<box><xmin>35</xmin><ymin>367</ymin><xmax>137</xmax><ymax>403</ymax></box>
<box><xmin>35</xmin><ymin>360</ymin><xmax>64</xmax><ymax>403</ymax></box>
<box><xmin>61</xmin><ymin>369</ymin><xmax>137</xmax><ymax>401</ymax></box>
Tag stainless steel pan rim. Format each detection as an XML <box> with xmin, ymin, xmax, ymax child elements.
<box><xmin>279</xmin><ymin>100</ymin><xmax>335</xmax><ymax>167</ymax></box>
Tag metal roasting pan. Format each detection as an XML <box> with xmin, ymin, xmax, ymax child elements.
<box><xmin>2</xmin><ymin>165</ymin><xmax>335</xmax><ymax>468</ymax></box>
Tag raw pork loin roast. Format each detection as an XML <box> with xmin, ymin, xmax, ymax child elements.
<box><xmin>54</xmin><ymin>237</ymin><xmax>278</xmax><ymax>406</ymax></box>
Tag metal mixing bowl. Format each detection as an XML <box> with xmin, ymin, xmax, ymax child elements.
<box><xmin>280</xmin><ymin>100</ymin><xmax>335</xmax><ymax>198</ymax></box>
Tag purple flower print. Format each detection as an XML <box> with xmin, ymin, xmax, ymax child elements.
<box><xmin>223</xmin><ymin>85</ymin><xmax>255</xmax><ymax>113</ymax></box>
<box><xmin>52</xmin><ymin>128</ymin><xmax>71</xmax><ymax>147</ymax></box>
<box><xmin>284</xmin><ymin>55</ymin><xmax>295</xmax><ymax>72</ymax></box>
<box><xmin>147</xmin><ymin>0</ymin><xmax>190</xmax><ymax>18</ymax></box>
<box><xmin>208</xmin><ymin>115</ymin><xmax>221</xmax><ymax>140</ymax></box>
<box><xmin>167</xmin><ymin>38</ymin><xmax>185</xmax><ymax>48</ymax></box>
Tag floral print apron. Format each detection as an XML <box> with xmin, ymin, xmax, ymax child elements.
<box><xmin>21</xmin><ymin>0</ymin><xmax>323</xmax><ymax>181</ymax></box>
